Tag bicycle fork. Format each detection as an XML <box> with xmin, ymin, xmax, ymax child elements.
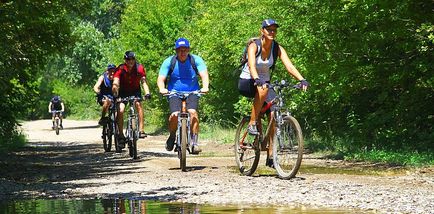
<box><xmin>176</xmin><ymin>112</ymin><xmax>191</xmax><ymax>155</ymax></box>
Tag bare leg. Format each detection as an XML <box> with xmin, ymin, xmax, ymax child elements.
<box><xmin>249</xmin><ymin>87</ymin><xmax>268</xmax><ymax>125</ymax></box>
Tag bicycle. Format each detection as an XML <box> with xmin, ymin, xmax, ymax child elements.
<box><xmin>118</xmin><ymin>96</ymin><xmax>142</xmax><ymax>159</ymax></box>
<box><xmin>163</xmin><ymin>90</ymin><xmax>204</xmax><ymax>172</ymax></box>
<box><xmin>101</xmin><ymin>96</ymin><xmax>120</xmax><ymax>152</ymax></box>
<box><xmin>234</xmin><ymin>80</ymin><xmax>304</xmax><ymax>179</ymax></box>
<box><xmin>50</xmin><ymin>110</ymin><xmax>63</xmax><ymax>135</ymax></box>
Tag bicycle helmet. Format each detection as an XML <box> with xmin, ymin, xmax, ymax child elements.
<box><xmin>53</xmin><ymin>96</ymin><xmax>60</xmax><ymax>102</ymax></box>
<box><xmin>107</xmin><ymin>64</ymin><xmax>116</xmax><ymax>70</ymax></box>
<box><xmin>124</xmin><ymin>51</ymin><xmax>136</xmax><ymax>59</ymax></box>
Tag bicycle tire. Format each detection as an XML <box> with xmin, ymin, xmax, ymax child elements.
<box><xmin>273</xmin><ymin>115</ymin><xmax>304</xmax><ymax>179</ymax></box>
<box><xmin>129</xmin><ymin>117</ymin><xmax>138</xmax><ymax>159</ymax></box>
<box><xmin>102</xmin><ymin>123</ymin><xmax>111</xmax><ymax>152</ymax></box>
<box><xmin>55</xmin><ymin>118</ymin><xmax>60</xmax><ymax>135</ymax></box>
<box><xmin>234</xmin><ymin>116</ymin><xmax>260</xmax><ymax>176</ymax></box>
<box><xmin>113</xmin><ymin>117</ymin><xmax>121</xmax><ymax>153</ymax></box>
<box><xmin>180</xmin><ymin>119</ymin><xmax>188</xmax><ymax>171</ymax></box>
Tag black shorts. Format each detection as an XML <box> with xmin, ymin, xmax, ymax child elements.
<box><xmin>169</xmin><ymin>94</ymin><xmax>199</xmax><ymax>113</ymax></box>
<box><xmin>119</xmin><ymin>91</ymin><xmax>142</xmax><ymax>105</ymax></box>
<box><xmin>238</xmin><ymin>78</ymin><xmax>256</xmax><ymax>98</ymax></box>
<box><xmin>97</xmin><ymin>94</ymin><xmax>114</xmax><ymax>106</ymax></box>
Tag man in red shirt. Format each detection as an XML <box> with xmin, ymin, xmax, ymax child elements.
<box><xmin>113</xmin><ymin>51</ymin><xmax>151</xmax><ymax>147</ymax></box>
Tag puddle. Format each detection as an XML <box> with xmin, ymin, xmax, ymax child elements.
<box><xmin>0</xmin><ymin>198</ymin><xmax>370</xmax><ymax>213</ymax></box>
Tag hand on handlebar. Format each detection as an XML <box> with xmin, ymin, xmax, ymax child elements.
<box><xmin>298</xmin><ymin>79</ymin><xmax>309</xmax><ymax>91</ymax></box>
<box><xmin>199</xmin><ymin>87</ymin><xmax>209</xmax><ymax>94</ymax></box>
<box><xmin>159</xmin><ymin>88</ymin><xmax>169</xmax><ymax>95</ymax></box>
<box><xmin>144</xmin><ymin>94</ymin><xmax>152</xmax><ymax>100</ymax></box>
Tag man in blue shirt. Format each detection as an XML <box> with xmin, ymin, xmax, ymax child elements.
<box><xmin>157</xmin><ymin>38</ymin><xmax>210</xmax><ymax>154</ymax></box>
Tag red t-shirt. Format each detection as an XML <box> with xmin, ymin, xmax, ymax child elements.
<box><xmin>114</xmin><ymin>63</ymin><xmax>146</xmax><ymax>95</ymax></box>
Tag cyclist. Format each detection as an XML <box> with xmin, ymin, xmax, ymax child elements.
<box><xmin>48</xmin><ymin>95</ymin><xmax>65</xmax><ymax>129</ymax></box>
<box><xmin>238</xmin><ymin>19</ymin><xmax>309</xmax><ymax>167</ymax></box>
<box><xmin>113</xmin><ymin>51</ymin><xmax>151</xmax><ymax>148</ymax></box>
<box><xmin>157</xmin><ymin>38</ymin><xmax>210</xmax><ymax>154</ymax></box>
<box><xmin>93</xmin><ymin>63</ymin><xmax>116</xmax><ymax>126</ymax></box>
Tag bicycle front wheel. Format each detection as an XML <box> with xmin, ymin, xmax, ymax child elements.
<box><xmin>55</xmin><ymin>118</ymin><xmax>60</xmax><ymax>135</ymax></box>
<box><xmin>180</xmin><ymin>119</ymin><xmax>188</xmax><ymax>171</ymax></box>
<box><xmin>273</xmin><ymin>115</ymin><xmax>304</xmax><ymax>179</ymax></box>
<box><xmin>129</xmin><ymin>118</ymin><xmax>138</xmax><ymax>159</ymax></box>
<box><xmin>234</xmin><ymin>116</ymin><xmax>260</xmax><ymax>176</ymax></box>
<box><xmin>102</xmin><ymin>123</ymin><xmax>112</xmax><ymax>152</ymax></box>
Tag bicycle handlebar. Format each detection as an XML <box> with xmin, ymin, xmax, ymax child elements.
<box><xmin>162</xmin><ymin>90</ymin><xmax>205</xmax><ymax>98</ymax></box>
<box><xmin>266</xmin><ymin>80</ymin><xmax>303</xmax><ymax>90</ymax></box>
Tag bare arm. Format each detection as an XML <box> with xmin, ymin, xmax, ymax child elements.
<box><xmin>157</xmin><ymin>75</ymin><xmax>168</xmax><ymax>94</ymax></box>
<box><xmin>60</xmin><ymin>102</ymin><xmax>65</xmax><ymax>112</ymax></box>
<box><xmin>141</xmin><ymin>76</ymin><xmax>150</xmax><ymax>95</ymax></box>
<box><xmin>93</xmin><ymin>75</ymin><xmax>104</xmax><ymax>94</ymax></box>
<box><xmin>48</xmin><ymin>102</ymin><xmax>52</xmax><ymax>112</ymax></box>
<box><xmin>278</xmin><ymin>45</ymin><xmax>305</xmax><ymax>81</ymax></box>
<box><xmin>198</xmin><ymin>70</ymin><xmax>210</xmax><ymax>93</ymax></box>
<box><xmin>112</xmin><ymin>77</ymin><xmax>120</xmax><ymax>97</ymax></box>
<box><xmin>247</xmin><ymin>42</ymin><xmax>259</xmax><ymax>79</ymax></box>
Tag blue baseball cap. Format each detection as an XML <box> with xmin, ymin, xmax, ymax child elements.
<box><xmin>262</xmin><ymin>19</ymin><xmax>280</xmax><ymax>28</ymax></box>
<box><xmin>175</xmin><ymin>38</ymin><xmax>190</xmax><ymax>49</ymax></box>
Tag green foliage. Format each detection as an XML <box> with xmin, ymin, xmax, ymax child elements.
<box><xmin>2</xmin><ymin>0</ymin><xmax>432</xmax><ymax>161</ymax></box>
<box><xmin>51</xmin><ymin>81</ymin><xmax>100</xmax><ymax>120</ymax></box>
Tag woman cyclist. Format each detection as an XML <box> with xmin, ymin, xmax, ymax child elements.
<box><xmin>238</xmin><ymin>18</ymin><xmax>309</xmax><ymax>167</ymax></box>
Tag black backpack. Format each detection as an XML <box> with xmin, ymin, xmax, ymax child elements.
<box><xmin>238</xmin><ymin>38</ymin><xmax>279</xmax><ymax>70</ymax></box>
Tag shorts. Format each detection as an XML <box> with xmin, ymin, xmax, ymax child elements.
<box><xmin>238</xmin><ymin>78</ymin><xmax>256</xmax><ymax>98</ymax></box>
<box><xmin>97</xmin><ymin>94</ymin><xmax>114</xmax><ymax>106</ymax></box>
<box><xmin>169</xmin><ymin>94</ymin><xmax>199</xmax><ymax>113</ymax></box>
<box><xmin>119</xmin><ymin>91</ymin><xmax>142</xmax><ymax>105</ymax></box>
<box><xmin>238</xmin><ymin>78</ymin><xmax>277</xmax><ymax>113</ymax></box>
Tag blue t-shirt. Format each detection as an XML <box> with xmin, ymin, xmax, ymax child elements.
<box><xmin>159</xmin><ymin>54</ymin><xmax>207</xmax><ymax>91</ymax></box>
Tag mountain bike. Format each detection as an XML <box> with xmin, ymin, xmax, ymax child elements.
<box><xmin>164</xmin><ymin>90</ymin><xmax>204</xmax><ymax>172</ymax></box>
<box><xmin>119</xmin><ymin>96</ymin><xmax>142</xmax><ymax>159</ymax></box>
<box><xmin>51</xmin><ymin>110</ymin><xmax>63</xmax><ymax>135</ymax></box>
<box><xmin>234</xmin><ymin>80</ymin><xmax>304</xmax><ymax>179</ymax></box>
<box><xmin>101</xmin><ymin>96</ymin><xmax>119</xmax><ymax>152</ymax></box>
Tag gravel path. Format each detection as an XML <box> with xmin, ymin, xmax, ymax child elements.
<box><xmin>0</xmin><ymin>120</ymin><xmax>433</xmax><ymax>213</ymax></box>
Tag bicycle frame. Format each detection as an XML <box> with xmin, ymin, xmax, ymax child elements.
<box><xmin>235</xmin><ymin>80</ymin><xmax>303</xmax><ymax>179</ymax></box>
<box><xmin>165</xmin><ymin>90</ymin><xmax>202</xmax><ymax>171</ymax></box>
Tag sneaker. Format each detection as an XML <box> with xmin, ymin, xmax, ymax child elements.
<box><xmin>139</xmin><ymin>131</ymin><xmax>147</xmax><ymax>138</ymax></box>
<box><xmin>191</xmin><ymin>144</ymin><xmax>202</xmax><ymax>155</ymax></box>
<box><xmin>266</xmin><ymin>158</ymin><xmax>274</xmax><ymax>168</ymax></box>
<box><xmin>51</xmin><ymin>126</ymin><xmax>55</xmax><ymax>130</ymax></box>
<box><xmin>247</xmin><ymin>124</ymin><xmax>259</xmax><ymax>135</ymax></box>
<box><xmin>118</xmin><ymin>135</ymin><xmax>126</xmax><ymax>149</ymax></box>
<box><xmin>165</xmin><ymin>134</ymin><xmax>176</xmax><ymax>151</ymax></box>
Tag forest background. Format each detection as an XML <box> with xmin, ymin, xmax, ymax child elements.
<box><xmin>1</xmin><ymin>0</ymin><xmax>433</xmax><ymax>165</ymax></box>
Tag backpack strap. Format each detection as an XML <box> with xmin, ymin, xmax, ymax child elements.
<box><xmin>270</xmin><ymin>40</ymin><xmax>279</xmax><ymax>70</ymax></box>
<box><xmin>168</xmin><ymin>54</ymin><xmax>198</xmax><ymax>77</ymax></box>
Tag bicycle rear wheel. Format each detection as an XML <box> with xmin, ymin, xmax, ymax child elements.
<box><xmin>234</xmin><ymin>116</ymin><xmax>260</xmax><ymax>176</ymax></box>
<box><xmin>273</xmin><ymin>115</ymin><xmax>304</xmax><ymax>179</ymax></box>
<box><xmin>180</xmin><ymin>120</ymin><xmax>188</xmax><ymax>171</ymax></box>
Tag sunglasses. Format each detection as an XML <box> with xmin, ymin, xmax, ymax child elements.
<box><xmin>265</xmin><ymin>27</ymin><xmax>277</xmax><ymax>33</ymax></box>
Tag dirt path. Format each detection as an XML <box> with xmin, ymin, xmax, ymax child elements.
<box><xmin>1</xmin><ymin>120</ymin><xmax>433</xmax><ymax>213</ymax></box>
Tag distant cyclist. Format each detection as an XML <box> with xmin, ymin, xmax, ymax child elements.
<box><xmin>113</xmin><ymin>51</ymin><xmax>151</xmax><ymax>148</ymax></box>
<box><xmin>93</xmin><ymin>64</ymin><xmax>116</xmax><ymax>126</ymax></box>
<box><xmin>238</xmin><ymin>19</ymin><xmax>309</xmax><ymax>167</ymax></box>
<box><xmin>157</xmin><ymin>38</ymin><xmax>210</xmax><ymax>154</ymax></box>
<box><xmin>48</xmin><ymin>95</ymin><xmax>65</xmax><ymax>129</ymax></box>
